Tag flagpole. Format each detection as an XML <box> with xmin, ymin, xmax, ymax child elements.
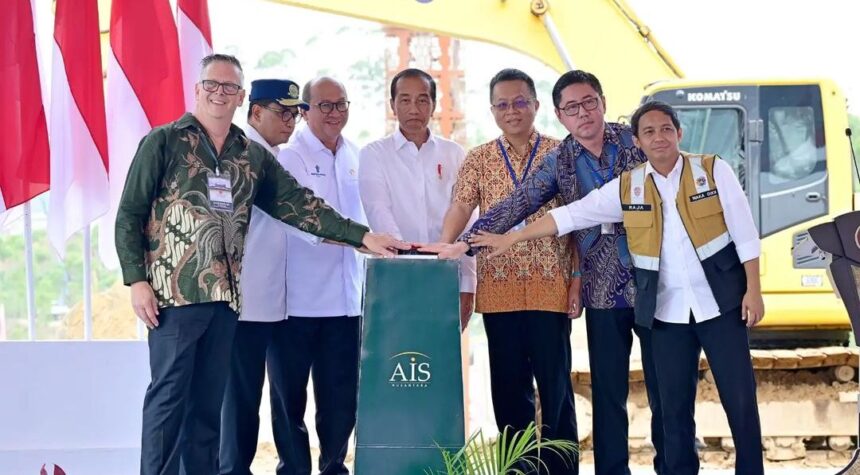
<box><xmin>0</xmin><ymin>304</ymin><xmax>7</xmax><ymax>340</ymax></box>
<box><xmin>83</xmin><ymin>224</ymin><xmax>93</xmax><ymax>340</ymax></box>
<box><xmin>23</xmin><ymin>202</ymin><xmax>37</xmax><ymax>341</ymax></box>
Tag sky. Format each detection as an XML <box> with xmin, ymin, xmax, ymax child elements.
<box><xmin>627</xmin><ymin>0</ymin><xmax>859</xmax><ymax>104</ymax></box>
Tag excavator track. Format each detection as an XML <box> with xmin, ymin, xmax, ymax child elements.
<box><xmin>571</xmin><ymin>346</ymin><xmax>860</xmax><ymax>464</ymax></box>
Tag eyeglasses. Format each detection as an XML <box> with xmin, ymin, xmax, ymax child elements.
<box><xmin>491</xmin><ymin>97</ymin><xmax>533</xmax><ymax>113</ymax></box>
<box><xmin>262</xmin><ymin>105</ymin><xmax>302</xmax><ymax>122</ymax></box>
<box><xmin>558</xmin><ymin>97</ymin><xmax>600</xmax><ymax>116</ymax></box>
<box><xmin>200</xmin><ymin>79</ymin><xmax>242</xmax><ymax>95</ymax></box>
<box><xmin>315</xmin><ymin>101</ymin><xmax>350</xmax><ymax>114</ymax></box>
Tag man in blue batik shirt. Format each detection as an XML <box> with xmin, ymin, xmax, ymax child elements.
<box><xmin>430</xmin><ymin>70</ymin><xmax>666</xmax><ymax>475</ymax></box>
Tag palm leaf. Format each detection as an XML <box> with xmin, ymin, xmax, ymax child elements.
<box><xmin>429</xmin><ymin>421</ymin><xmax>578</xmax><ymax>475</ymax></box>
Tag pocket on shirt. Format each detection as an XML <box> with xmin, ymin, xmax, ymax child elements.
<box><xmin>690</xmin><ymin>191</ymin><xmax>723</xmax><ymax>219</ymax></box>
<box><xmin>622</xmin><ymin>209</ymin><xmax>653</xmax><ymax>228</ymax></box>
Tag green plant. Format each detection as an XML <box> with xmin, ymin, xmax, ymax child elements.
<box><xmin>427</xmin><ymin>421</ymin><xmax>577</xmax><ymax>475</ymax></box>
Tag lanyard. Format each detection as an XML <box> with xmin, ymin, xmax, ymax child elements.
<box><xmin>497</xmin><ymin>134</ymin><xmax>541</xmax><ymax>188</ymax></box>
<box><xmin>199</xmin><ymin>130</ymin><xmax>225</xmax><ymax>175</ymax></box>
<box><xmin>582</xmin><ymin>144</ymin><xmax>617</xmax><ymax>188</ymax></box>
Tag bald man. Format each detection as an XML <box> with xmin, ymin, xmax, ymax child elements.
<box><xmin>270</xmin><ymin>77</ymin><xmax>366</xmax><ymax>475</ymax></box>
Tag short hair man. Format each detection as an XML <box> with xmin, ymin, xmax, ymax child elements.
<box><xmin>219</xmin><ymin>78</ymin><xmax>312</xmax><ymax>475</ymax></box>
<box><xmin>358</xmin><ymin>68</ymin><xmax>477</xmax><ymax>329</ymax></box>
<box><xmin>428</xmin><ymin>68</ymin><xmax>579</xmax><ymax>474</ymax></box>
<box><xmin>427</xmin><ymin>70</ymin><xmax>666</xmax><ymax>475</ymax></box>
<box><xmin>471</xmin><ymin>101</ymin><xmax>765</xmax><ymax>475</ymax></box>
<box><xmin>115</xmin><ymin>55</ymin><xmax>406</xmax><ymax>475</ymax></box>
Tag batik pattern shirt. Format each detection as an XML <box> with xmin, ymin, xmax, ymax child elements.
<box><xmin>115</xmin><ymin>113</ymin><xmax>368</xmax><ymax>312</ymax></box>
<box><xmin>462</xmin><ymin>123</ymin><xmax>645</xmax><ymax>309</ymax></box>
<box><xmin>453</xmin><ymin>131</ymin><xmax>570</xmax><ymax>314</ymax></box>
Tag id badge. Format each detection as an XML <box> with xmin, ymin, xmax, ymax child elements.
<box><xmin>601</xmin><ymin>223</ymin><xmax>614</xmax><ymax>235</ymax></box>
<box><xmin>207</xmin><ymin>172</ymin><xmax>234</xmax><ymax>212</ymax></box>
<box><xmin>512</xmin><ymin>221</ymin><xmax>526</xmax><ymax>231</ymax></box>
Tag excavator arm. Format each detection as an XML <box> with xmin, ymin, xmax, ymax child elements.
<box><xmin>266</xmin><ymin>0</ymin><xmax>683</xmax><ymax>118</ymax></box>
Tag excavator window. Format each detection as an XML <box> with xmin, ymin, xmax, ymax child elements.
<box><xmin>764</xmin><ymin>106</ymin><xmax>822</xmax><ymax>186</ymax></box>
<box><xmin>678</xmin><ymin>107</ymin><xmax>746</xmax><ymax>191</ymax></box>
<box><xmin>758</xmin><ymin>85</ymin><xmax>828</xmax><ymax>236</ymax></box>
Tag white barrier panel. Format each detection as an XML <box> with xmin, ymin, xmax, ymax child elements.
<box><xmin>0</xmin><ymin>341</ymin><xmax>149</xmax><ymax>475</ymax></box>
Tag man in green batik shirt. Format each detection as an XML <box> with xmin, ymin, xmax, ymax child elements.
<box><xmin>115</xmin><ymin>53</ymin><xmax>407</xmax><ymax>475</ymax></box>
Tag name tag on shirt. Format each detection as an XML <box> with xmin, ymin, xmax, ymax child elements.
<box><xmin>689</xmin><ymin>189</ymin><xmax>719</xmax><ymax>202</ymax></box>
<box><xmin>208</xmin><ymin>173</ymin><xmax>234</xmax><ymax>212</ymax></box>
<box><xmin>621</xmin><ymin>204</ymin><xmax>652</xmax><ymax>211</ymax></box>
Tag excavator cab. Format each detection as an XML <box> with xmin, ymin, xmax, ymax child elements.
<box><xmin>644</xmin><ymin>80</ymin><xmax>854</xmax><ymax>347</ymax></box>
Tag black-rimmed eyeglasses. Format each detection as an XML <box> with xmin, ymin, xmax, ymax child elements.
<box><xmin>261</xmin><ymin>105</ymin><xmax>302</xmax><ymax>122</ymax></box>
<box><xmin>315</xmin><ymin>101</ymin><xmax>350</xmax><ymax>114</ymax></box>
<box><xmin>201</xmin><ymin>79</ymin><xmax>242</xmax><ymax>95</ymax></box>
<box><xmin>558</xmin><ymin>97</ymin><xmax>600</xmax><ymax>116</ymax></box>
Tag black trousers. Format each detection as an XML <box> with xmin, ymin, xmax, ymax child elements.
<box><xmin>651</xmin><ymin>309</ymin><xmax>764</xmax><ymax>475</ymax></box>
<box><xmin>268</xmin><ymin>316</ymin><xmax>361</xmax><ymax>475</ymax></box>
<box><xmin>140</xmin><ymin>302</ymin><xmax>238</xmax><ymax>475</ymax></box>
<box><xmin>585</xmin><ymin>307</ymin><xmax>665</xmax><ymax>475</ymax></box>
<box><xmin>484</xmin><ymin>310</ymin><xmax>579</xmax><ymax>475</ymax></box>
<box><xmin>220</xmin><ymin>320</ymin><xmax>293</xmax><ymax>475</ymax></box>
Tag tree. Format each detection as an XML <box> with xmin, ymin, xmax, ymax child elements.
<box><xmin>0</xmin><ymin>216</ymin><xmax>119</xmax><ymax>340</ymax></box>
<box><xmin>256</xmin><ymin>48</ymin><xmax>296</xmax><ymax>69</ymax></box>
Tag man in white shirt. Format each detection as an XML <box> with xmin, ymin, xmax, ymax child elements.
<box><xmin>467</xmin><ymin>101</ymin><xmax>765</xmax><ymax>475</ymax></box>
<box><xmin>271</xmin><ymin>77</ymin><xmax>367</xmax><ymax>475</ymax></box>
<box><xmin>358</xmin><ymin>68</ymin><xmax>476</xmax><ymax>327</ymax></box>
<box><xmin>220</xmin><ymin>78</ymin><xmax>311</xmax><ymax>475</ymax></box>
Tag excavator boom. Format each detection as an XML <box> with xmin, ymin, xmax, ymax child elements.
<box><xmin>267</xmin><ymin>0</ymin><xmax>683</xmax><ymax>118</ymax></box>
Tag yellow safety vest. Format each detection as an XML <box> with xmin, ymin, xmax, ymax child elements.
<box><xmin>619</xmin><ymin>153</ymin><xmax>747</xmax><ymax>327</ymax></box>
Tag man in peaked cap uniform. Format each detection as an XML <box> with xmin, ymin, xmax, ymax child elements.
<box><xmin>220</xmin><ymin>78</ymin><xmax>313</xmax><ymax>475</ymax></box>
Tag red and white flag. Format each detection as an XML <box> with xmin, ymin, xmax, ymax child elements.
<box><xmin>178</xmin><ymin>0</ymin><xmax>213</xmax><ymax>112</ymax></box>
<box><xmin>99</xmin><ymin>0</ymin><xmax>184</xmax><ymax>268</ymax></box>
<box><xmin>0</xmin><ymin>0</ymin><xmax>50</xmax><ymax>214</ymax></box>
<box><xmin>47</xmin><ymin>0</ymin><xmax>109</xmax><ymax>258</ymax></box>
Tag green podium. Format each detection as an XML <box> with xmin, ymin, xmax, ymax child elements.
<box><xmin>354</xmin><ymin>257</ymin><xmax>465</xmax><ymax>474</ymax></box>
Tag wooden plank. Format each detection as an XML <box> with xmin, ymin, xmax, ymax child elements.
<box><xmin>751</xmin><ymin>350</ymin><xmax>777</xmax><ymax>369</ymax></box>
<box><xmin>819</xmin><ymin>347</ymin><xmax>850</xmax><ymax>367</ymax></box>
<box><xmin>571</xmin><ymin>371</ymin><xmax>591</xmax><ymax>386</ymax></box>
<box><xmin>572</xmin><ymin>347</ymin><xmax>860</xmax><ymax>386</ymax></box>
<box><xmin>795</xmin><ymin>348</ymin><xmax>827</xmax><ymax>369</ymax></box>
<box><xmin>770</xmin><ymin>350</ymin><xmax>802</xmax><ymax>369</ymax></box>
<box><xmin>848</xmin><ymin>347</ymin><xmax>860</xmax><ymax>368</ymax></box>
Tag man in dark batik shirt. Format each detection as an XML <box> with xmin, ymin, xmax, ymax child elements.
<box><xmin>438</xmin><ymin>71</ymin><xmax>666</xmax><ymax>475</ymax></box>
<box><xmin>116</xmin><ymin>54</ymin><xmax>407</xmax><ymax>475</ymax></box>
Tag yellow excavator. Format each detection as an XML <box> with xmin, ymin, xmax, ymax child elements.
<box><xmin>263</xmin><ymin>0</ymin><xmax>858</xmax><ymax>462</ymax></box>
